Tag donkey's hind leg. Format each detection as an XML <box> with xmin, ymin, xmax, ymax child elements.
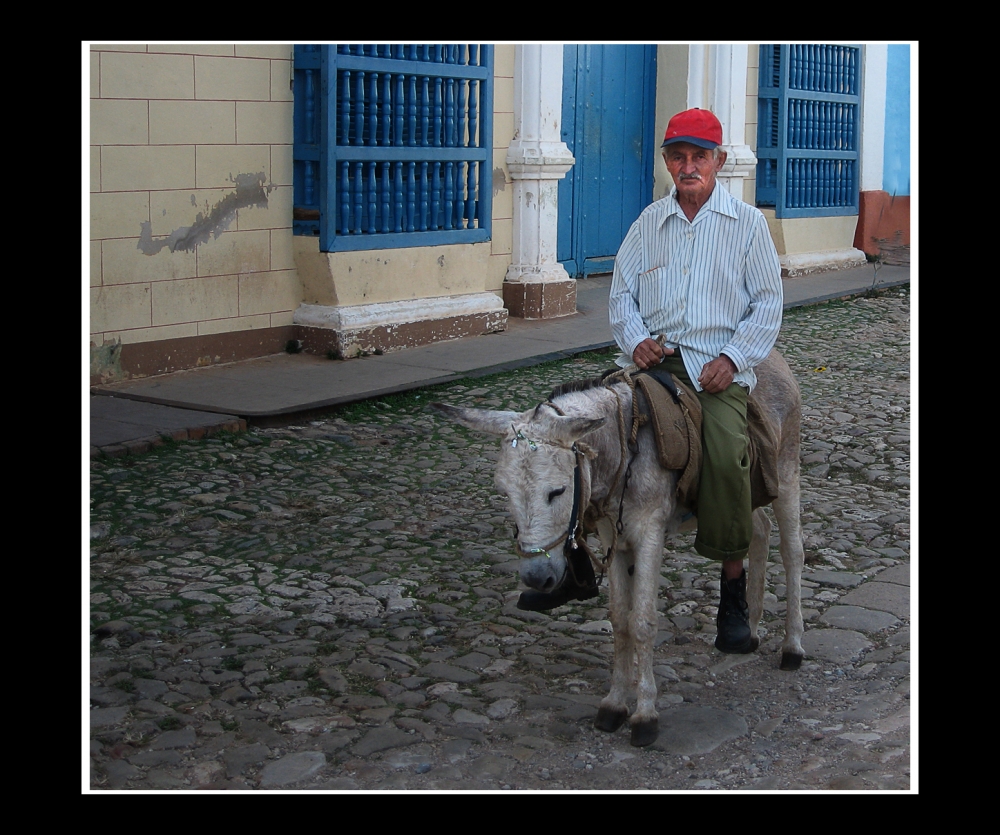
<box><xmin>746</xmin><ymin>508</ymin><xmax>771</xmax><ymax>653</ymax></box>
<box><xmin>773</xmin><ymin>483</ymin><xmax>805</xmax><ymax>671</ymax></box>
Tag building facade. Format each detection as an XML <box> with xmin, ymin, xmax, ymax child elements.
<box><xmin>89</xmin><ymin>43</ymin><xmax>911</xmax><ymax>384</ymax></box>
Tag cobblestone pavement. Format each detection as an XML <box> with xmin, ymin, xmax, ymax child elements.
<box><xmin>88</xmin><ymin>288</ymin><xmax>912</xmax><ymax>792</ymax></box>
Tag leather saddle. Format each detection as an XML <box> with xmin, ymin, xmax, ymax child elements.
<box><xmin>634</xmin><ymin>369</ymin><xmax>780</xmax><ymax>512</ymax></box>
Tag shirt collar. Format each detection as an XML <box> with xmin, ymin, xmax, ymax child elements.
<box><xmin>660</xmin><ymin>181</ymin><xmax>739</xmax><ymax>228</ymax></box>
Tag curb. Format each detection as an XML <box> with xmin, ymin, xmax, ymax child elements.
<box><xmin>90</xmin><ymin>417</ymin><xmax>247</xmax><ymax>459</ymax></box>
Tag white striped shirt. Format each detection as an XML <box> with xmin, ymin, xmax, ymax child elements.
<box><xmin>609</xmin><ymin>183</ymin><xmax>783</xmax><ymax>392</ymax></box>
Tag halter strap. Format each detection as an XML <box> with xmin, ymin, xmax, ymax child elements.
<box><xmin>514</xmin><ymin>442</ymin><xmax>585</xmax><ymax>560</ymax></box>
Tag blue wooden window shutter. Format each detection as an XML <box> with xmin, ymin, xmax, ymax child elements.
<box><xmin>293</xmin><ymin>45</ymin><xmax>494</xmax><ymax>251</ymax></box>
<box><xmin>756</xmin><ymin>44</ymin><xmax>861</xmax><ymax>218</ymax></box>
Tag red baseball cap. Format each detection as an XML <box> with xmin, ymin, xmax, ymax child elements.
<box><xmin>661</xmin><ymin>108</ymin><xmax>723</xmax><ymax>150</ymax></box>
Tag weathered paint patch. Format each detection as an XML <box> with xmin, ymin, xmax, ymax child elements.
<box><xmin>91</xmin><ymin>339</ymin><xmax>124</xmax><ymax>383</ymax></box>
<box><xmin>492</xmin><ymin>166</ymin><xmax>507</xmax><ymax>196</ymax></box>
<box><xmin>138</xmin><ymin>173</ymin><xmax>272</xmax><ymax>256</ymax></box>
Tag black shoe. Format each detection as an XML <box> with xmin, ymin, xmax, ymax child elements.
<box><xmin>517</xmin><ymin>583</ymin><xmax>599</xmax><ymax>611</ymax></box>
<box><xmin>715</xmin><ymin>567</ymin><xmax>752</xmax><ymax>653</ymax></box>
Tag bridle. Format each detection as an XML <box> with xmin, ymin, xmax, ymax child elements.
<box><xmin>508</xmin><ymin>402</ymin><xmax>605</xmax><ymax>590</ymax></box>
<box><xmin>506</xmin><ymin>373</ymin><xmax>648</xmax><ymax>580</ymax></box>
<box><xmin>511</xmin><ymin>438</ymin><xmax>587</xmax><ymax>563</ymax></box>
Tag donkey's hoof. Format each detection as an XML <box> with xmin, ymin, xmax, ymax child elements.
<box><xmin>748</xmin><ymin>636</ymin><xmax>760</xmax><ymax>652</ymax></box>
<box><xmin>780</xmin><ymin>651</ymin><xmax>803</xmax><ymax>671</ymax></box>
<box><xmin>630</xmin><ymin>717</ymin><xmax>659</xmax><ymax>747</ymax></box>
<box><xmin>594</xmin><ymin>706</ymin><xmax>628</xmax><ymax>733</ymax></box>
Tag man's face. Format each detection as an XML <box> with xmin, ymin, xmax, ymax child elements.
<box><xmin>663</xmin><ymin>142</ymin><xmax>726</xmax><ymax>202</ymax></box>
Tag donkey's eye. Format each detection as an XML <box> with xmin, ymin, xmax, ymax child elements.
<box><xmin>547</xmin><ymin>487</ymin><xmax>566</xmax><ymax>503</ymax></box>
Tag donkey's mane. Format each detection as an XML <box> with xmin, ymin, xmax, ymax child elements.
<box><xmin>546</xmin><ymin>368</ymin><xmax>620</xmax><ymax>402</ymax></box>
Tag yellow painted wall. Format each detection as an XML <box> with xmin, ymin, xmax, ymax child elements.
<box><xmin>90</xmin><ymin>43</ymin><xmax>516</xmax><ymax>355</ymax></box>
<box><xmin>762</xmin><ymin>211</ymin><xmax>862</xmax><ymax>256</ymax></box>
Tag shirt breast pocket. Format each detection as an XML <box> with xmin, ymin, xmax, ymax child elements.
<box><xmin>637</xmin><ymin>265</ymin><xmax>679</xmax><ymax>312</ymax></box>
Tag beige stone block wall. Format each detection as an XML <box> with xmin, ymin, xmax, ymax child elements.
<box><xmin>91</xmin><ymin>242</ymin><xmax>102</xmax><ymax>287</ymax></box>
<box><xmin>149</xmin><ymin>101</ymin><xmax>236</xmax><ymax>145</ymax></box>
<box><xmin>199</xmin><ymin>314</ymin><xmax>274</xmax><ymax>336</ymax></box>
<box><xmin>90</xmin><ymin>192</ymin><xmax>150</xmax><ymax>240</ymax></box>
<box><xmin>90</xmin><ymin>43</ymin><xmax>300</xmax><ymax>350</ymax></box>
<box><xmin>194</xmin><ymin>56</ymin><xmax>272</xmax><ymax>101</ymax></box>
<box><xmin>100</xmin><ymin>146</ymin><xmax>196</xmax><ymax>192</ymax></box>
<box><xmin>92</xmin><ymin>43</ymin><xmax>517</xmax><ymax>358</ymax></box>
<box><xmin>91</xmin><ymin>284</ymin><xmax>152</xmax><ymax>332</ymax></box>
<box><xmin>102</xmin><ymin>237</ymin><xmax>197</xmax><ymax>284</ymax></box>
<box><xmin>240</xmin><ymin>270</ymin><xmax>303</xmax><ymax>317</ymax></box>
<box><xmin>152</xmin><ymin>275</ymin><xmax>240</xmax><ymax>326</ymax></box>
<box><xmin>90</xmin><ymin>100</ymin><xmax>149</xmax><ymax>146</ymax></box>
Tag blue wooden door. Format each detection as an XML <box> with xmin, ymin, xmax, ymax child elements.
<box><xmin>558</xmin><ymin>45</ymin><xmax>657</xmax><ymax>278</ymax></box>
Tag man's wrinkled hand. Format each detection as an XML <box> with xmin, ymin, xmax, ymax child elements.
<box><xmin>632</xmin><ymin>338</ymin><xmax>674</xmax><ymax>370</ymax></box>
<box><xmin>698</xmin><ymin>355</ymin><xmax>737</xmax><ymax>393</ymax></box>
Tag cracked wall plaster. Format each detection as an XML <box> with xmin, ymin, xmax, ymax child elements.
<box><xmin>138</xmin><ymin>172</ymin><xmax>272</xmax><ymax>256</ymax></box>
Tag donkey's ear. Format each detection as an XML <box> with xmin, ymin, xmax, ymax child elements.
<box><xmin>430</xmin><ymin>403</ymin><xmax>520</xmax><ymax>437</ymax></box>
<box><xmin>554</xmin><ymin>415</ymin><xmax>606</xmax><ymax>444</ymax></box>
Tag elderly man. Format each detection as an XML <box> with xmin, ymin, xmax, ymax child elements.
<box><xmin>608</xmin><ymin>108</ymin><xmax>783</xmax><ymax>653</ymax></box>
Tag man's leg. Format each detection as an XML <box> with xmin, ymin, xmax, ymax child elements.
<box><xmin>692</xmin><ymin>383</ymin><xmax>752</xmax><ymax>562</ymax></box>
<box><xmin>660</xmin><ymin>357</ymin><xmax>752</xmax><ymax>559</ymax></box>
<box><xmin>662</xmin><ymin>357</ymin><xmax>753</xmax><ymax>652</ymax></box>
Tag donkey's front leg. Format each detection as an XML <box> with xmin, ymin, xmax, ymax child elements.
<box><xmin>627</xmin><ymin>534</ymin><xmax>664</xmax><ymax>747</ymax></box>
<box><xmin>595</xmin><ymin>545</ymin><xmax>634</xmax><ymax>734</ymax></box>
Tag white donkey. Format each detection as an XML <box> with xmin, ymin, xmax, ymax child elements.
<box><xmin>433</xmin><ymin>349</ymin><xmax>804</xmax><ymax>747</ymax></box>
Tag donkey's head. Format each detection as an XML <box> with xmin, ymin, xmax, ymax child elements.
<box><xmin>431</xmin><ymin>402</ymin><xmax>604</xmax><ymax>593</ymax></box>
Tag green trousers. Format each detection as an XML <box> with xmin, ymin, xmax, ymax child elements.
<box><xmin>659</xmin><ymin>355</ymin><xmax>752</xmax><ymax>562</ymax></box>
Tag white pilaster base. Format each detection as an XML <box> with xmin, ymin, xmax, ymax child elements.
<box><xmin>293</xmin><ymin>293</ymin><xmax>507</xmax><ymax>357</ymax></box>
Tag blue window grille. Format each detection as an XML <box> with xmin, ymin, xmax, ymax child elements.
<box><xmin>756</xmin><ymin>44</ymin><xmax>861</xmax><ymax>218</ymax></box>
<box><xmin>293</xmin><ymin>45</ymin><xmax>494</xmax><ymax>252</ymax></box>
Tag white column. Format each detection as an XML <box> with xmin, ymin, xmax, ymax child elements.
<box><xmin>687</xmin><ymin>44</ymin><xmax>708</xmax><ymax>109</ymax></box>
<box><xmin>690</xmin><ymin>44</ymin><xmax>756</xmax><ymax>200</ymax></box>
<box><xmin>505</xmin><ymin>44</ymin><xmax>575</xmax><ymax>285</ymax></box>
<box><xmin>860</xmin><ymin>44</ymin><xmax>887</xmax><ymax>193</ymax></box>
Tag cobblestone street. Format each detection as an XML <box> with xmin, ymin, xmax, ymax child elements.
<box><xmin>88</xmin><ymin>288</ymin><xmax>911</xmax><ymax>792</ymax></box>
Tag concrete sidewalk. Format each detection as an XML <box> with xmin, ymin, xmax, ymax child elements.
<box><xmin>90</xmin><ymin>263</ymin><xmax>909</xmax><ymax>456</ymax></box>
